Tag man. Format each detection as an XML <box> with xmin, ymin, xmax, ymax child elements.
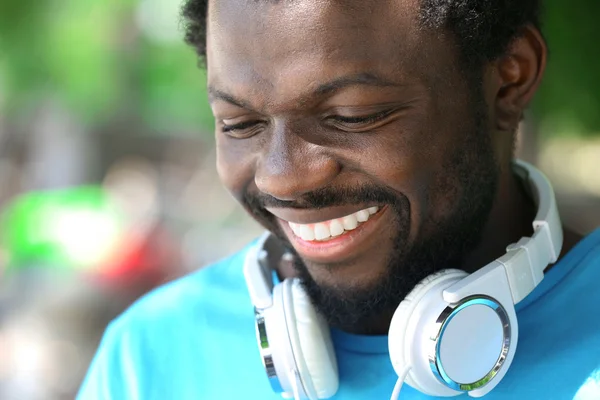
<box><xmin>78</xmin><ymin>1</ymin><xmax>600</xmax><ymax>399</ymax></box>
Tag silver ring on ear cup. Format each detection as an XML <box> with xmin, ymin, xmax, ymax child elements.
<box><xmin>254</xmin><ymin>308</ymin><xmax>285</xmax><ymax>393</ymax></box>
<box><xmin>428</xmin><ymin>296</ymin><xmax>512</xmax><ymax>392</ymax></box>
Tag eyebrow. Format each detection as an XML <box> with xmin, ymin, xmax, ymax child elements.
<box><xmin>208</xmin><ymin>88</ymin><xmax>252</xmax><ymax>109</ymax></box>
<box><xmin>208</xmin><ymin>72</ymin><xmax>402</xmax><ymax>109</ymax></box>
<box><xmin>312</xmin><ymin>72</ymin><xmax>401</xmax><ymax>97</ymax></box>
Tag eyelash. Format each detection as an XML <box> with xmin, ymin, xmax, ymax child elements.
<box><xmin>330</xmin><ymin>109</ymin><xmax>394</xmax><ymax>125</ymax></box>
<box><xmin>221</xmin><ymin>120</ymin><xmax>261</xmax><ymax>133</ymax></box>
<box><xmin>220</xmin><ymin>109</ymin><xmax>395</xmax><ymax>135</ymax></box>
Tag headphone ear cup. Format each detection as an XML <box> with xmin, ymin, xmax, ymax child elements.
<box><xmin>388</xmin><ymin>269</ymin><xmax>468</xmax><ymax>395</ymax></box>
<box><xmin>283</xmin><ymin>279</ymin><xmax>339</xmax><ymax>399</ymax></box>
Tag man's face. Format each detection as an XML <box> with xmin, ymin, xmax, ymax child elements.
<box><xmin>207</xmin><ymin>0</ymin><xmax>500</xmax><ymax>332</ymax></box>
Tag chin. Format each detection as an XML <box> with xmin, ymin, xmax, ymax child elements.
<box><xmin>303</xmin><ymin>257</ymin><xmax>391</xmax><ymax>290</ymax></box>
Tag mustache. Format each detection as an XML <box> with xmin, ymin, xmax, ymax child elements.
<box><xmin>243</xmin><ymin>185</ymin><xmax>401</xmax><ymax>210</ymax></box>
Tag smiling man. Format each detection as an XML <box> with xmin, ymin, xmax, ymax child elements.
<box><xmin>78</xmin><ymin>1</ymin><xmax>600</xmax><ymax>399</ymax></box>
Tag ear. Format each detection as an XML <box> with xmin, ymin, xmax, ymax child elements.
<box><xmin>493</xmin><ymin>25</ymin><xmax>547</xmax><ymax>132</ymax></box>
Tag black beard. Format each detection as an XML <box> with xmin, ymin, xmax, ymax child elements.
<box><xmin>241</xmin><ymin>94</ymin><xmax>499</xmax><ymax>334</ymax></box>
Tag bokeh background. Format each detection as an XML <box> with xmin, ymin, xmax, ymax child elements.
<box><xmin>0</xmin><ymin>1</ymin><xmax>598</xmax><ymax>399</ymax></box>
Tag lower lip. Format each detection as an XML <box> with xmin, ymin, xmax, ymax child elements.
<box><xmin>279</xmin><ymin>206</ymin><xmax>389</xmax><ymax>263</ymax></box>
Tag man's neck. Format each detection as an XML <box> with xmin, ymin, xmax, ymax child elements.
<box><xmin>462</xmin><ymin>164</ymin><xmax>581</xmax><ymax>274</ymax></box>
<box><xmin>461</xmin><ymin>166</ymin><xmax>537</xmax><ymax>274</ymax></box>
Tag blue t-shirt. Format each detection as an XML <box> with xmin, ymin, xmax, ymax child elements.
<box><xmin>78</xmin><ymin>229</ymin><xmax>600</xmax><ymax>400</ymax></box>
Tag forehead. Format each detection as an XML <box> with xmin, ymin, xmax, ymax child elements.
<box><xmin>206</xmin><ymin>0</ymin><xmax>449</xmax><ymax>108</ymax></box>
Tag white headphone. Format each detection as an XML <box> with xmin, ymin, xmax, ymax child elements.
<box><xmin>243</xmin><ymin>160</ymin><xmax>563</xmax><ymax>399</ymax></box>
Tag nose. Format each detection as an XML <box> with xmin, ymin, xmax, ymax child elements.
<box><xmin>255</xmin><ymin>127</ymin><xmax>340</xmax><ymax>201</ymax></box>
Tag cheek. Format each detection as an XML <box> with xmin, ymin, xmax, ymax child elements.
<box><xmin>351</xmin><ymin>125</ymin><xmax>437</xmax><ymax>242</ymax></box>
<box><xmin>215</xmin><ymin>136</ymin><xmax>256</xmax><ymax>201</ymax></box>
<box><xmin>360</xmin><ymin>104</ymin><xmax>466</xmax><ymax>237</ymax></box>
<box><xmin>383</xmin><ymin>150</ymin><xmax>434</xmax><ymax>239</ymax></box>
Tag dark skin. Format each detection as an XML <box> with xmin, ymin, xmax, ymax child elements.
<box><xmin>206</xmin><ymin>0</ymin><xmax>581</xmax><ymax>334</ymax></box>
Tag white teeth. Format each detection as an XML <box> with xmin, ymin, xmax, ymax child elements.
<box><xmin>329</xmin><ymin>220</ymin><xmax>344</xmax><ymax>237</ymax></box>
<box><xmin>342</xmin><ymin>214</ymin><xmax>358</xmax><ymax>230</ymax></box>
<box><xmin>314</xmin><ymin>223</ymin><xmax>330</xmax><ymax>241</ymax></box>
<box><xmin>287</xmin><ymin>206</ymin><xmax>380</xmax><ymax>242</ymax></box>
<box><xmin>298</xmin><ymin>224</ymin><xmax>315</xmax><ymax>241</ymax></box>
<box><xmin>289</xmin><ymin>222</ymin><xmax>299</xmax><ymax>235</ymax></box>
<box><xmin>355</xmin><ymin>210</ymin><xmax>370</xmax><ymax>222</ymax></box>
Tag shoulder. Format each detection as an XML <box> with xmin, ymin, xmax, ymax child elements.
<box><xmin>115</xmin><ymin>239</ymin><xmax>256</xmax><ymax>333</ymax></box>
<box><xmin>77</xmin><ymin>240</ymin><xmax>259</xmax><ymax>399</ymax></box>
<box><xmin>556</xmin><ymin>227</ymin><xmax>600</xmax><ymax>289</ymax></box>
<box><xmin>506</xmin><ymin>228</ymin><xmax>600</xmax><ymax>400</ymax></box>
<box><xmin>574</xmin><ymin>227</ymin><xmax>600</xmax><ymax>263</ymax></box>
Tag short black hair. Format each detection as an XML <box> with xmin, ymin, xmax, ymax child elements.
<box><xmin>181</xmin><ymin>0</ymin><xmax>541</xmax><ymax>68</ymax></box>
<box><xmin>419</xmin><ymin>0</ymin><xmax>542</xmax><ymax>66</ymax></box>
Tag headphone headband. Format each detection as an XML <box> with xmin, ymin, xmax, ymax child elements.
<box><xmin>244</xmin><ymin>232</ymin><xmax>282</xmax><ymax>310</ymax></box>
<box><xmin>501</xmin><ymin>160</ymin><xmax>562</xmax><ymax>303</ymax></box>
<box><xmin>513</xmin><ymin>159</ymin><xmax>562</xmax><ymax>262</ymax></box>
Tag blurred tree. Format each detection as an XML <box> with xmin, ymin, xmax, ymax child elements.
<box><xmin>1</xmin><ymin>0</ymin><xmax>126</xmax><ymax>123</ymax></box>
<box><xmin>137</xmin><ymin>41</ymin><xmax>214</xmax><ymax>134</ymax></box>
<box><xmin>532</xmin><ymin>0</ymin><xmax>600</xmax><ymax>138</ymax></box>
<box><xmin>0</xmin><ymin>0</ymin><xmax>213</xmax><ymax>135</ymax></box>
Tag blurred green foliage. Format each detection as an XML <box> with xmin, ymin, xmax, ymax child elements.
<box><xmin>0</xmin><ymin>0</ymin><xmax>598</xmax><ymax>137</ymax></box>
<box><xmin>0</xmin><ymin>185</ymin><xmax>122</xmax><ymax>271</ymax></box>
<box><xmin>0</xmin><ymin>0</ymin><xmax>213</xmax><ymax>134</ymax></box>
<box><xmin>533</xmin><ymin>0</ymin><xmax>600</xmax><ymax>137</ymax></box>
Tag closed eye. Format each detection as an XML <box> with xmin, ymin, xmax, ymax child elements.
<box><xmin>219</xmin><ymin>119</ymin><xmax>267</xmax><ymax>139</ymax></box>
<box><xmin>333</xmin><ymin>110</ymin><xmax>392</xmax><ymax>124</ymax></box>
<box><xmin>221</xmin><ymin>120</ymin><xmax>261</xmax><ymax>133</ymax></box>
<box><xmin>327</xmin><ymin>109</ymin><xmax>396</xmax><ymax>130</ymax></box>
